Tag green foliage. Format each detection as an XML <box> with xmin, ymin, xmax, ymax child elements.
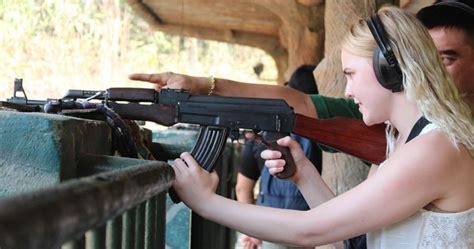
<box><xmin>0</xmin><ymin>1</ymin><xmax>277</xmax><ymax>100</ymax></box>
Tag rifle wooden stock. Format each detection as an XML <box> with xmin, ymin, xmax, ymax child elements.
<box><xmin>293</xmin><ymin>114</ymin><xmax>387</xmax><ymax>165</ymax></box>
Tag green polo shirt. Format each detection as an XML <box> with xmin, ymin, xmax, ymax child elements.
<box><xmin>310</xmin><ymin>95</ymin><xmax>362</xmax><ymax>153</ymax></box>
<box><xmin>310</xmin><ymin>95</ymin><xmax>362</xmax><ymax>119</ymax></box>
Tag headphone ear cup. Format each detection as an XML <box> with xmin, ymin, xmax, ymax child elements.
<box><xmin>373</xmin><ymin>46</ymin><xmax>404</xmax><ymax>92</ymax></box>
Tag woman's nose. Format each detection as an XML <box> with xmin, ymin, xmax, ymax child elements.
<box><xmin>344</xmin><ymin>82</ymin><xmax>353</xmax><ymax>98</ymax></box>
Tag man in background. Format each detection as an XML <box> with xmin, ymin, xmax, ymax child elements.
<box><xmin>236</xmin><ymin>65</ymin><xmax>322</xmax><ymax>249</ymax></box>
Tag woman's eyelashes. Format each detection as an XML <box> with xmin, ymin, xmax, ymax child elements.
<box><xmin>343</xmin><ymin>69</ymin><xmax>354</xmax><ymax>79</ymax></box>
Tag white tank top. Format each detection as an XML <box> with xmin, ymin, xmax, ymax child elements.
<box><xmin>367</xmin><ymin>124</ymin><xmax>474</xmax><ymax>249</ymax></box>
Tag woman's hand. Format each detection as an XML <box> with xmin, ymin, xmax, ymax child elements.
<box><xmin>260</xmin><ymin>136</ymin><xmax>313</xmax><ymax>183</ymax></box>
<box><xmin>172</xmin><ymin>152</ymin><xmax>220</xmax><ymax>211</ymax></box>
<box><xmin>241</xmin><ymin>234</ymin><xmax>262</xmax><ymax>249</ymax></box>
<box><xmin>129</xmin><ymin>72</ymin><xmax>212</xmax><ymax>95</ymax></box>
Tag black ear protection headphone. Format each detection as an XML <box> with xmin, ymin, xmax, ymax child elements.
<box><xmin>435</xmin><ymin>1</ymin><xmax>474</xmax><ymax>16</ymax></box>
<box><xmin>367</xmin><ymin>14</ymin><xmax>403</xmax><ymax>92</ymax></box>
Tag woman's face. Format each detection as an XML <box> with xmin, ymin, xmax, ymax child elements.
<box><xmin>341</xmin><ymin>49</ymin><xmax>393</xmax><ymax>126</ymax></box>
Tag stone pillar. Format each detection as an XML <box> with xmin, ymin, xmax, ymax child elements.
<box><xmin>257</xmin><ymin>0</ymin><xmax>325</xmax><ymax>82</ymax></box>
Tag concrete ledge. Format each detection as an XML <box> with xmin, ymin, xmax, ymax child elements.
<box><xmin>0</xmin><ymin>111</ymin><xmax>111</xmax><ymax>196</ymax></box>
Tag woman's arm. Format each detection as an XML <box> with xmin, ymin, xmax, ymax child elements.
<box><xmin>261</xmin><ymin>136</ymin><xmax>335</xmax><ymax>208</ymax></box>
<box><xmin>173</xmin><ymin>132</ymin><xmax>457</xmax><ymax>247</ymax></box>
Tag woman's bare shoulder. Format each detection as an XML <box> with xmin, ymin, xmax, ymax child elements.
<box><xmin>392</xmin><ymin>129</ymin><xmax>468</xmax><ymax>170</ymax></box>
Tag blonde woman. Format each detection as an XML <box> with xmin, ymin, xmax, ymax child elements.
<box><xmin>170</xmin><ymin>6</ymin><xmax>473</xmax><ymax>248</ymax></box>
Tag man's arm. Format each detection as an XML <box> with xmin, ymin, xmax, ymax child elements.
<box><xmin>211</xmin><ymin>78</ymin><xmax>319</xmax><ymax>119</ymax></box>
<box><xmin>129</xmin><ymin>72</ymin><xmax>365</xmax><ymax>120</ymax></box>
<box><xmin>235</xmin><ymin>173</ymin><xmax>256</xmax><ymax>204</ymax></box>
<box><xmin>236</xmin><ymin>139</ymin><xmax>260</xmax><ymax>204</ymax></box>
<box><xmin>129</xmin><ymin>72</ymin><xmax>318</xmax><ymax>118</ymax></box>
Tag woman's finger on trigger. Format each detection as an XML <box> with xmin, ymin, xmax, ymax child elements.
<box><xmin>276</xmin><ymin>136</ymin><xmax>292</xmax><ymax>146</ymax></box>
<box><xmin>278</xmin><ymin>136</ymin><xmax>303</xmax><ymax>153</ymax></box>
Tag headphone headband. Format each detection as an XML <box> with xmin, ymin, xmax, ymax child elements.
<box><xmin>367</xmin><ymin>15</ymin><xmax>398</xmax><ymax>67</ymax></box>
<box><xmin>366</xmin><ymin>14</ymin><xmax>403</xmax><ymax>92</ymax></box>
<box><xmin>435</xmin><ymin>1</ymin><xmax>474</xmax><ymax>16</ymax></box>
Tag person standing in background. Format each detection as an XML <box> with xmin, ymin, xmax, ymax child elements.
<box><xmin>236</xmin><ymin>65</ymin><xmax>322</xmax><ymax>249</ymax></box>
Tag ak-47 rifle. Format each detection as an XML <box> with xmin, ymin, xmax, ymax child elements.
<box><xmin>58</xmin><ymin>87</ymin><xmax>387</xmax><ymax>172</ymax></box>
<box><xmin>3</xmin><ymin>79</ymin><xmax>387</xmax><ymax>203</ymax></box>
<box><xmin>3</xmin><ymin>80</ymin><xmax>387</xmax><ymax>178</ymax></box>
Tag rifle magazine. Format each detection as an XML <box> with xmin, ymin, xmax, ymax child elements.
<box><xmin>169</xmin><ymin>126</ymin><xmax>229</xmax><ymax>204</ymax></box>
<box><xmin>191</xmin><ymin>126</ymin><xmax>229</xmax><ymax>172</ymax></box>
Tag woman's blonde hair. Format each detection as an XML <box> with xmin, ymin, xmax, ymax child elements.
<box><xmin>341</xmin><ymin>6</ymin><xmax>474</xmax><ymax>157</ymax></box>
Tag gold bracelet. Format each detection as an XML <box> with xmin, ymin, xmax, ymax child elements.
<box><xmin>208</xmin><ymin>75</ymin><xmax>216</xmax><ymax>95</ymax></box>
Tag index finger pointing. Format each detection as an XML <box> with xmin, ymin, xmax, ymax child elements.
<box><xmin>128</xmin><ymin>73</ymin><xmax>170</xmax><ymax>86</ymax></box>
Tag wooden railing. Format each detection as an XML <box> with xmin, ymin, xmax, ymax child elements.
<box><xmin>0</xmin><ymin>161</ymin><xmax>174</xmax><ymax>249</ymax></box>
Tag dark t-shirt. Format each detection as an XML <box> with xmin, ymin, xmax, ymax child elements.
<box><xmin>238</xmin><ymin>138</ymin><xmax>264</xmax><ymax>181</ymax></box>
